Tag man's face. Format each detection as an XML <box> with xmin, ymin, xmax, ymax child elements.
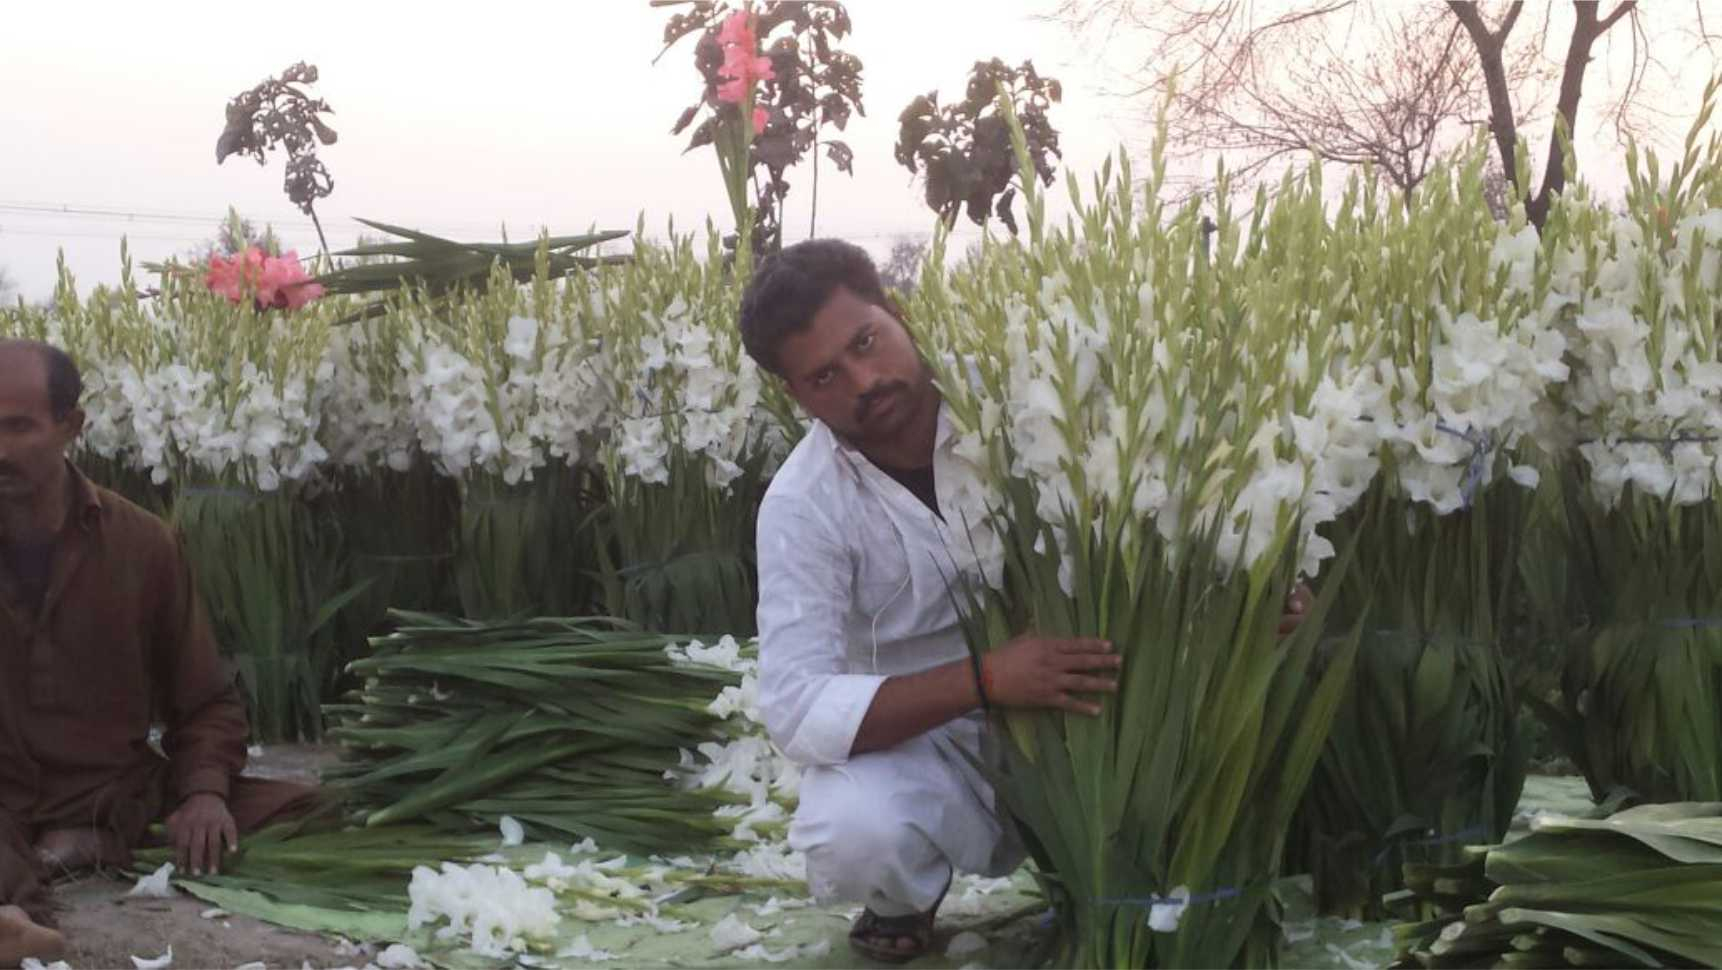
<box><xmin>0</xmin><ymin>350</ymin><xmax>81</xmax><ymax>502</ymax></box>
<box><xmin>776</xmin><ymin>286</ymin><xmax>936</xmax><ymax>448</ymax></box>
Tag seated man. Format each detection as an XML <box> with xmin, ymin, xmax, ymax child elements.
<box><xmin>740</xmin><ymin>241</ymin><xmax>1312</xmax><ymax>963</ymax></box>
<box><xmin>0</xmin><ymin>340</ymin><xmax>317</xmax><ymax>967</ymax></box>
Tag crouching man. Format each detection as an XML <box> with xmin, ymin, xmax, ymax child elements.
<box><xmin>741</xmin><ymin>240</ymin><xmax>1312</xmax><ymax>963</ymax></box>
<box><xmin>0</xmin><ymin>340</ymin><xmax>319</xmax><ymax>968</ymax></box>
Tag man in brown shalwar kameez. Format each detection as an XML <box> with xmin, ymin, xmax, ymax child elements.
<box><xmin>0</xmin><ymin>340</ymin><xmax>319</xmax><ymax>967</ymax></box>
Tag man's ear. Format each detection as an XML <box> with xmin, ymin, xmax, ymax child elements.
<box><xmin>59</xmin><ymin>407</ymin><xmax>86</xmax><ymax>444</ymax></box>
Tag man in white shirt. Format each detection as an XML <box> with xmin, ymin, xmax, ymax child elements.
<box><xmin>740</xmin><ymin>239</ymin><xmax>1311</xmax><ymax>963</ymax></box>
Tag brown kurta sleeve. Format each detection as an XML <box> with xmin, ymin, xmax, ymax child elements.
<box><xmin>151</xmin><ymin>528</ymin><xmax>249</xmax><ymax>805</ymax></box>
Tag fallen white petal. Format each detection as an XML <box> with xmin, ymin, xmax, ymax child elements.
<box><xmin>734</xmin><ymin>937</ymin><xmax>830</xmax><ymax>966</ymax></box>
<box><xmin>750</xmin><ymin>895</ymin><xmax>812</xmax><ymax>917</ymax></box>
<box><xmin>128</xmin><ymin>863</ymin><xmax>176</xmax><ymax>898</ymax></box>
<box><xmin>554</xmin><ymin>933</ymin><xmax>616</xmax><ymax>961</ymax></box>
<box><xmin>130</xmin><ymin>945</ymin><xmax>172</xmax><ymax>970</ymax></box>
<box><xmin>946</xmin><ymin>931</ymin><xmax>988</xmax><ymax>958</ymax></box>
<box><xmin>736</xmin><ymin>943</ymin><xmax>798</xmax><ymax>963</ymax></box>
<box><xmin>232</xmin><ymin>963</ymin><xmax>266</xmax><ymax>970</ymax></box>
<box><xmin>21</xmin><ymin>960</ymin><xmax>72</xmax><ymax>970</ymax></box>
<box><xmin>710</xmin><ymin>913</ymin><xmax>764</xmax><ymax>952</ymax></box>
<box><xmin>375</xmin><ymin>943</ymin><xmax>423</xmax><ymax>969</ymax></box>
<box><xmin>198</xmin><ymin>908</ymin><xmax>228</xmax><ymax>920</ymax></box>
<box><xmin>499</xmin><ymin>815</ymin><xmax>526</xmax><ymax>846</ymax></box>
<box><xmin>1324</xmin><ymin>942</ymin><xmax>1377</xmax><ymax>970</ymax></box>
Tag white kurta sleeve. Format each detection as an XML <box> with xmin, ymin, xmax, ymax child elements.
<box><xmin>755</xmin><ymin>492</ymin><xmax>886</xmax><ymax>767</ymax></box>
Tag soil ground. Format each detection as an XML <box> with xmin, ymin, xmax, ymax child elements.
<box><xmin>45</xmin><ymin>745</ymin><xmax>350</xmax><ymax>970</ymax></box>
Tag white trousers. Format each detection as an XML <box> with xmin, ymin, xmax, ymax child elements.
<box><xmin>788</xmin><ymin>714</ymin><xmax>1025</xmax><ymax>917</ymax></box>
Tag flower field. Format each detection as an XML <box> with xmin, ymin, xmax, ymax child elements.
<box><xmin>11</xmin><ymin>79</ymin><xmax>1722</xmax><ymax>967</ymax></box>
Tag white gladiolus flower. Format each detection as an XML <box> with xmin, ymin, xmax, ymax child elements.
<box><xmin>504</xmin><ymin>315</ymin><xmax>541</xmax><ymax>359</ymax></box>
<box><xmin>406</xmin><ymin>862</ymin><xmax>561</xmax><ymax>958</ymax></box>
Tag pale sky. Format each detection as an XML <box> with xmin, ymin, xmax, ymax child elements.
<box><xmin>1</xmin><ymin>2</ymin><xmax>1712</xmax><ymax>302</ymax></box>
<box><xmin>0</xmin><ymin>0</ymin><xmax>1139</xmax><ymax>300</ymax></box>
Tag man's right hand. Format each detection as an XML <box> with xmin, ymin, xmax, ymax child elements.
<box><xmin>982</xmin><ymin>635</ymin><xmax>1121</xmax><ymax>716</ymax></box>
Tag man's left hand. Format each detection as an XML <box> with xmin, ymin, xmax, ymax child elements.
<box><xmin>166</xmin><ymin>792</ymin><xmax>238</xmax><ymax>876</ymax></box>
<box><xmin>1278</xmin><ymin>581</ymin><xmax>1314</xmax><ymax>637</ymax></box>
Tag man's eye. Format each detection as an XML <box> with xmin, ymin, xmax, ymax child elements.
<box><xmin>856</xmin><ymin>332</ymin><xmax>876</xmax><ymax>351</ymax></box>
<box><xmin>812</xmin><ymin>370</ymin><xmax>835</xmax><ymax>388</ymax></box>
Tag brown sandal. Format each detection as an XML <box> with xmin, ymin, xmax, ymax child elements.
<box><xmin>847</xmin><ymin>871</ymin><xmax>952</xmax><ymax>964</ymax></box>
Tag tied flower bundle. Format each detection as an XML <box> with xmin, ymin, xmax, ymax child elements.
<box><xmin>393</xmin><ymin>255</ymin><xmax>612</xmax><ymax>618</ymax></box>
<box><xmin>326</xmin><ymin>613</ymin><xmax>773</xmax><ymax>852</ymax></box>
<box><xmin>581</xmin><ymin>227</ymin><xmax>786</xmax><ymax>634</ymax></box>
<box><xmin>1291</xmin><ymin>146</ymin><xmax>1567</xmax><ymax>918</ymax></box>
<box><xmin>322</xmin><ymin>314</ymin><xmax>459</xmax><ymax>648</ymax></box>
<box><xmin>1388</xmin><ymin>802</ymin><xmax>1722</xmax><ymax>969</ymax></box>
<box><xmin>1534</xmin><ymin>80</ymin><xmax>1722</xmax><ymax>804</ymax></box>
<box><xmin>149</xmin><ymin>259</ymin><xmax>348</xmax><ymax>741</ymax></box>
<box><xmin>34</xmin><ymin>249</ymin><xmax>337</xmax><ymax>493</ymax></box>
<box><xmin>913</xmin><ymin>93</ymin><xmax>1366</xmax><ymax>968</ymax></box>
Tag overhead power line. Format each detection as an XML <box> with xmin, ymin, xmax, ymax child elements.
<box><xmin>0</xmin><ymin>200</ymin><xmax>541</xmax><ymax>240</ymax></box>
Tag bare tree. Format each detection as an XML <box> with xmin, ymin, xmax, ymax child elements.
<box><xmin>1447</xmin><ymin>2</ymin><xmax>1652</xmax><ymax>225</ymax></box>
<box><xmin>1054</xmin><ymin>1</ymin><xmax>1717</xmax><ymax>224</ymax></box>
<box><xmin>878</xmin><ymin>235</ymin><xmax>929</xmax><ymax>294</ymax></box>
<box><xmin>0</xmin><ymin>266</ymin><xmax>16</xmax><ymax>304</ymax></box>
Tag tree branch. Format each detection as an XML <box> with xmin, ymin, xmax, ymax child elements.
<box><xmin>1449</xmin><ymin>1</ymin><xmax>1522</xmax><ymax>204</ymax></box>
<box><xmin>1499</xmin><ymin>1</ymin><xmax>1526</xmax><ymax>40</ymax></box>
<box><xmin>1528</xmin><ymin>0</ymin><xmax>1637</xmax><ymax>225</ymax></box>
<box><xmin>1598</xmin><ymin>1</ymin><xmax>1635</xmax><ymax>34</ymax></box>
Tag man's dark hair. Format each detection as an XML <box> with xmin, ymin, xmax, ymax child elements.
<box><xmin>0</xmin><ymin>340</ymin><xmax>82</xmax><ymax>421</ymax></box>
<box><xmin>738</xmin><ymin>238</ymin><xmax>901</xmax><ymax>377</ymax></box>
<box><xmin>43</xmin><ymin>344</ymin><xmax>82</xmax><ymax>421</ymax></box>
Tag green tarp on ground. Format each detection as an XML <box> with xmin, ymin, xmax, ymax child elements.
<box><xmin>187</xmin><ymin>775</ymin><xmax>1596</xmax><ymax>969</ymax></box>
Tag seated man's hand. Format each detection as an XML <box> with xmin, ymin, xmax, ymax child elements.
<box><xmin>983</xmin><ymin>635</ymin><xmax>1120</xmax><ymax>716</ymax></box>
<box><xmin>166</xmin><ymin>792</ymin><xmax>238</xmax><ymax>876</ymax></box>
<box><xmin>1279</xmin><ymin>581</ymin><xmax>1315</xmax><ymax>637</ymax></box>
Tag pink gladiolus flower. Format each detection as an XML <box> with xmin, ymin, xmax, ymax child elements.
<box><xmin>752</xmin><ymin>106</ymin><xmax>768</xmax><ymax>134</ymax></box>
<box><xmin>715</xmin><ymin>9</ymin><xmax>773</xmax><ymax>106</ymax></box>
<box><xmin>203</xmin><ymin>246</ymin><xmax>323</xmax><ymax>310</ymax></box>
<box><xmin>204</xmin><ymin>248</ymin><xmax>265</xmax><ymax>302</ymax></box>
<box><xmin>204</xmin><ymin>253</ymin><xmax>245</xmax><ymax>302</ymax></box>
<box><xmin>257</xmin><ymin>250</ymin><xmax>325</xmax><ymax>309</ymax></box>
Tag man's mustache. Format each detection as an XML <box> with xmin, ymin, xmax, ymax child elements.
<box><xmin>855</xmin><ymin>382</ymin><xmax>908</xmax><ymax>423</ymax></box>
